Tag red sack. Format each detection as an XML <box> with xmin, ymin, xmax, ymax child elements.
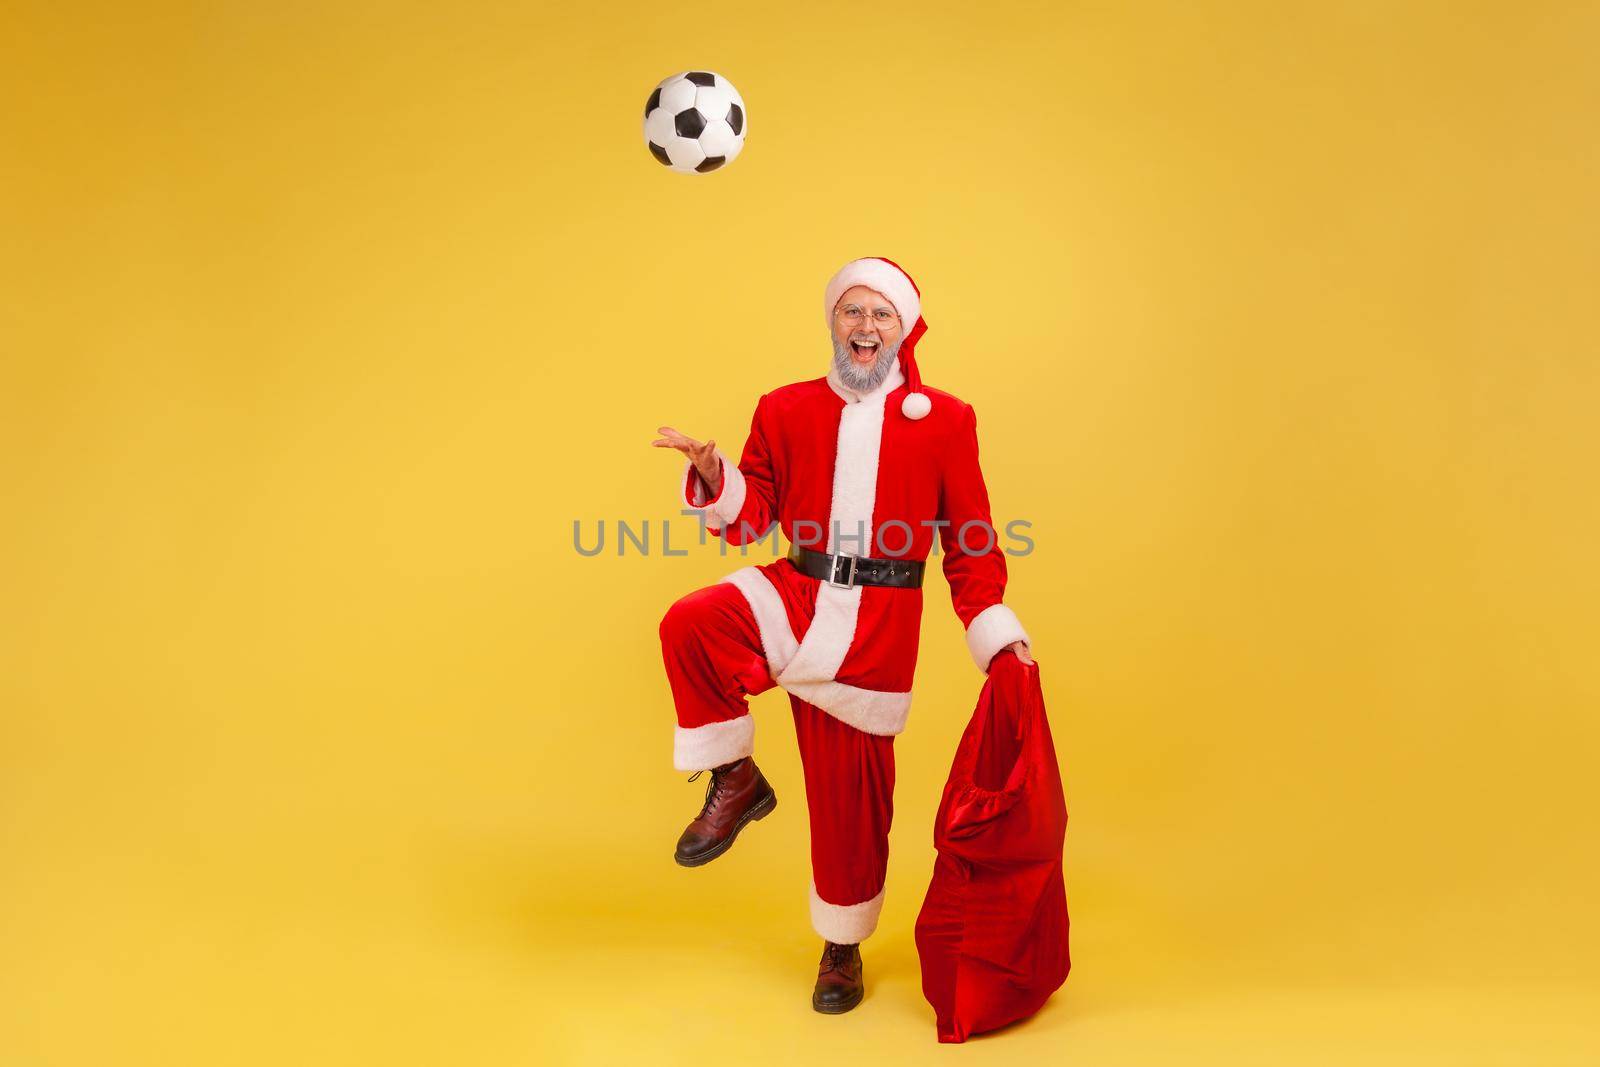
<box><xmin>915</xmin><ymin>651</ymin><xmax>1070</xmax><ymax>1042</ymax></box>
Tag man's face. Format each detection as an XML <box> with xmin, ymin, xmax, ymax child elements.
<box><xmin>831</xmin><ymin>285</ymin><xmax>904</xmax><ymax>376</ymax></box>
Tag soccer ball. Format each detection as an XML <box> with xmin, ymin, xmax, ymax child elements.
<box><xmin>642</xmin><ymin>71</ymin><xmax>747</xmax><ymax>174</ymax></box>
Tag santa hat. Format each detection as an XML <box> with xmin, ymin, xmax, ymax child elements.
<box><xmin>824</xmin><ymin>257</ymin><xmax>933</xmax><ymax>420</ymax></box>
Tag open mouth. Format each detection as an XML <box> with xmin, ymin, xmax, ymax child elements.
<box><xmin>849</xmin><ymin>339</ymin><xmax>879</xmax><ymax>363</ymax></box>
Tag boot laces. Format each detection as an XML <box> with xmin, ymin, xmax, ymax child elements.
<box><xmin>821</xmin><ymin>942</ymin><xmax>856</xmax><ymax>974</ymax></box>
<box><xmin>686</xmin><ymin>760</ymin><xmax>739</xmax><ymax>818</ymax></box>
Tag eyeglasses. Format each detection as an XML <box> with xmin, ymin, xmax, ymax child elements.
<box><xmin>834</xmin><ymin>304</ymin><xmax>901</xmax><ymax>328</ymax></box>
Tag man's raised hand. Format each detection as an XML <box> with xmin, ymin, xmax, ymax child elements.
<box><xmin>653</xmin><ymin>426</ymin><xmax>723</xmax><ymax>496</ymax></box>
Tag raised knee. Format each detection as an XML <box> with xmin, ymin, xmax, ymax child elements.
<box><xmin>660</xmin><ymin>589</ymin><xmax>708</xmax><ymax>644</ymax></box>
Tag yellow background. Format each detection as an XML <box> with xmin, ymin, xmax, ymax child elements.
<box><xmin>3</xmin><ymin>1</ymin><xmax>1597</xmax><ymax>1063</ymax></box>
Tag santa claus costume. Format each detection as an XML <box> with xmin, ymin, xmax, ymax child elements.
<box><xmin>660</xmin><ymin>257</ymin><xmax>1030</xmax><ymax>945</ymax></box>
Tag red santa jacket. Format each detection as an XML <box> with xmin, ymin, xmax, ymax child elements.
<box><xmin>679</xmin><ymin>355</ymin><xmax>1029</xmax><ymax>737</ymax></box>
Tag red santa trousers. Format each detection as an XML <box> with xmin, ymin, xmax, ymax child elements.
<box><xmin>661</xmin><ymin>579</ymin><xmax>895</xmax><ymax>944</ymax></box>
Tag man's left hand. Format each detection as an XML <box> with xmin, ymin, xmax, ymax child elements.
<box><xmin>1006</xmin><ymin>640</ymin><xmax>1034</xmax><ymax>666</ymax></box>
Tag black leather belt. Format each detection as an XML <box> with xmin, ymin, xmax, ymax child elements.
<box><xmin>786</xmin><ymin>543</ymin><xmax>925</xmax><ymax>589</ymax></box>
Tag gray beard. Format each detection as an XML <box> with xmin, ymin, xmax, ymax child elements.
<box><xmin>831</xmin><ymin>336</ymin><xmax>902</xmax><ymax>394</ymax></box>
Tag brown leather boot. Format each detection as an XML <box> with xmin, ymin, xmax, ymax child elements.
<box><xmin>812</xmin><ymin>941</ymin><xmax>864</xmax><ymax>1014</ymax></box>
<box><xmin>673</xmin><ymin>756</ymin><xmax>777</xmax><ymax>867</ymax></box>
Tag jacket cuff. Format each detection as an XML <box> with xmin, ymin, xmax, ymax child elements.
<box><xmin>681</xmin><ymin>450</ymin><xmax>747</xmax><ymax>533</ymax></box>
<box><xmin>965</xmin><ymin>603</ymin><xmax>1030</xmax><ymax>673</ymax></box>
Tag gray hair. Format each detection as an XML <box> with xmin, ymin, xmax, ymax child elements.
<box><xmin>831</xmin><ymin>335</ymin><xmax>903</xmax><ymax>394</ymax></box>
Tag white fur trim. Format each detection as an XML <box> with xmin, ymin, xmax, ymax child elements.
<box><xmin>782</xmin><ymin>679</ymin><xmax>911</xmax><ymax>735</ymax></box>
<box><xmin>824</xmin><ymin>258</ymin><xmax>921</xmax><ymax>333</ymax></box>
<box><xmin>776</xmin><ymin>584</ymin><xmax>859</xmax><ymax>685</ymax></box>
<box><xmin>720</xmin><ymin>566</ymin><xmax>913</xmax><ymax>735</ymax></box>
<box><xmin>900</xmin><ymin>392</ymin><xmax>931</xmax><ymax>420</ymax></box>
<box><xmin>965</xmin><ymin>603</ymin><xmax>1030</xmax><ymax>673</ymax></box>
<box><xmin>710</xmin><ymin>354</ymin><xmax>917</xmax><ymax>738</ymax></box>
<box><xmin>775</xmin><ymin>384</ymin><xmax>888</xmax><ymax>688</ymax></box>
<box><xmin>719</xmin><ymin>566</ymin><xmax>798</xmax><ymax>674</ymax></box>
<box><xmin>673</xmin><ymin>715</ymin><xmax>755</xmax><ymax>772</ymax></box>
<box><xmin>681</xmin><ymin>449</ymin><xmax>747</xmax><ymax>533</ymax></box>
<box><xmin>809</xmin><ymin>883</ymin><xmax>887</xmax><ymax>943</ymax></box>
<box><xmin>823</xmin><ymin>389</ymin><xmax>887</xmax><ymax>555</ymax></box>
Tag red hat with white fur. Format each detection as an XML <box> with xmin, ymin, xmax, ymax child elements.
<box><xmin>823</xmin><ymin>257</ymin><xmax>933</xmax><ymax>420</ymax></box>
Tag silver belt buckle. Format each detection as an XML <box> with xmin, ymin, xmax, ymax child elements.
<box><xmin>827</xmin><ymin>553</ymin><xmax>858</xmax><ymax>589</ymax></box>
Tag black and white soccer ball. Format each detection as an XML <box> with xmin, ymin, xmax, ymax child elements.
<box><xmin>642</xmin><ymin>71</ymin><xmax>747</xmax><ymax>174</ymax></box>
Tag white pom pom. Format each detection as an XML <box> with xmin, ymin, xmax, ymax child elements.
<box><xmin>901</xmin><ymin>392</ymin><xmax>931</xmax><ymax>420</ymax></box>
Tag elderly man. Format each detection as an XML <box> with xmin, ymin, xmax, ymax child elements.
<box><xmin>653</xmin><ymin>257</ymin><xmax>1031</xmax><ymax>1014</ymax></box>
